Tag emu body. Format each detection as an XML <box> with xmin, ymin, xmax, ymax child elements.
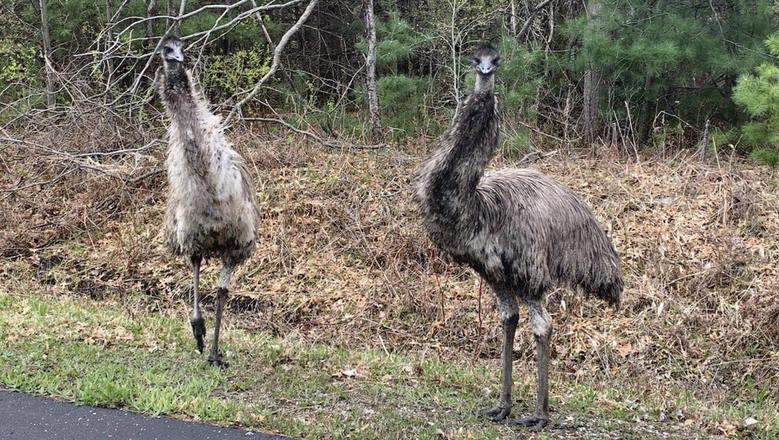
<box><xmin>156</xmin><ymin>36</ymin><xmax>257</xmax><ymax>366</ymax></box>
<box><xmin>413</xmin><ymin>43</ymin><xmax>622</xmax><ymax>431</ymax></box>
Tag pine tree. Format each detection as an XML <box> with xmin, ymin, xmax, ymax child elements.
<box><xmin>733</xmin><ymin>34</ymin><xmax>779</xmax><ymax>167</ymax></box>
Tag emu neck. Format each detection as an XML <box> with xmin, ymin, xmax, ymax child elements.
<box><xmin>428</xmin><ymin>88</ymin><xmax>498</xmax><ymax>222</ymax></box>
<box><xmin>161</xmin><ymin>63</ymin><xmax>196</xmax><ymax>127</ymax></box>
<box><xmin>474</xmin><ymin>73</ymin><xmax>495</xmax><ymax>95</ymax></box>
<box><xmin>160</xmin><ymin>63</ymin><xmax>209</xmax><ymax>175</ymax></box>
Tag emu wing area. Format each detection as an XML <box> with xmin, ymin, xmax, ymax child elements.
<box><xmin>468</xmin><ymin>169</ymin><xmax>621</xmax><ymax>302</ymax></box>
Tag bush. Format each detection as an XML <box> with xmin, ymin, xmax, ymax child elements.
<box><xmin>201</xmin><ymin>47</ymin><xmax>270</xmax><ymax>105</ymax></box>
<box><xmin>375</xmin><ymin>74</ymin><xmax>430</xmax><ymax>138</ymax></box>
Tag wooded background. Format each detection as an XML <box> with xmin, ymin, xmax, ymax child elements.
<box><xmin>1</xmin><ymin>0</ymin><xmax>778</xmax><ymax>160</ymax></box>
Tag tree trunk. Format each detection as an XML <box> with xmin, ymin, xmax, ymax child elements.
<box><xmin>582</xmin><ymin>0</ymin><xmax>603</xmax><ymax>143</ymax></box>
<box><xmin>105</xmin><ymin>0</ymin><xmax>113</xmax><ymax>86</ymax></box>
<box><xmin>510</xmin><ymin>0</ymin><xmax>517</xmax><ymax>37</ymax></box>
<box><xmin>450</xmin><ymin>0</ymin><xmax>463</xmax><ymax>121</ymax></box>
<box><xmin>363</xmin><ymin>0</ymin><xmax>383</xmax><ymax>143</ymax></box>
<box><xmin>166</xmin><ymin>0</ymin><xmax>173</xmax><ymax>29</ymax></box>
<box><xmin>39</xmin><ymin>0</ymin><xmax>55</xmax><ymax>109</ymax></box>
<box><xmin>174</xmin><ymin>0</ymin><xmax>186</xmax><ymax>36</ymax></box>
<box><xmin>146</xmin><ymin>0</ymin><xmax>157</xmax><ymax>38</ymax></box>
<box><xmin>637</xmin><ymin>73</ymin><xmax>653</xmax><ymax>144</ymax></box>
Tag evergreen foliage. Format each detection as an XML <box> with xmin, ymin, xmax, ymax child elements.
<box><xmin>566</xmin><ymin>0</ymin><xmax>774</xmax><ymax>141</ymax></box>
<box><xmin>2</xmin><ymin>0</ymin><xmax>778</xmax><ymax>159</ymax></box>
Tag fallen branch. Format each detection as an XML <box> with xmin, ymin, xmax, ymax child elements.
<box><xmin>128</xmin><ymin>167</ymin><xmax>165</xmax><ymax>184</ymax></box>
<box><xmin>241</xmin><ymin>117</ymin><xmax>386</xmax><ymax>150</ymax></box>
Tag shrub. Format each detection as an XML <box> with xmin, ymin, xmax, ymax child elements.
<box><xmin>733</xmin><ymin>34</ymin><xmax>779</xmax><ymax>167</ymax></box>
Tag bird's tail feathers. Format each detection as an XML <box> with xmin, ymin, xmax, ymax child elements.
<box><xmin>584</xmin><ymin>276</ymin><xmax>623</xmax><ymax>309</ymax></box>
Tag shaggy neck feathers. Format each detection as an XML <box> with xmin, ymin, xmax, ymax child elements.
<box><xmin>160</xmin><ymin>62</ymin><xmax>195</xmax><ymax>125</ymax></box>
<box><xmin>425</xmin><ymin>88</ymin><xmax>499</xmax><ymax>225</ymax></box>
<box><xmin>473</xmin><ymin>73</ymin><xmax>495</xmax><ymax>95</ymax></box>
<box><xmin>158</xmin><ymin>62</ymin><xmax>210</xmax><ymax>176</ymax></box>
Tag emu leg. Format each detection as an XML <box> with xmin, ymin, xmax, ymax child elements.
<box><xmin>509</xmin><ymin>301</ymin><xmax>552</xmax><ymax>432</ymax></box>
<box><xmin>189</xmin><ymin>255</ymin><xmax>206</xmax><ymax>354</ymax></box>
<box><xmin>481</xmin><ymin>312</ymin><xmax>518</xmax><ymax>422</ymax></box>
<box><xmin>207</xmin><ymin>264</ymin><xmax>232</xmax><ymax>367</ymax></box>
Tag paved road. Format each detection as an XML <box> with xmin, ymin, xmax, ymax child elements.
<box><xmin>0</xmin><ymin>390</ymin><xmax>294</xmax><ymax>440</ymax></box>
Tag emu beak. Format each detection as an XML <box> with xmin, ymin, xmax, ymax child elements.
<box><xmin>170</xmin><ymin>48</ymin><xmax>184</xmax><ymax>62</ymax></box>
<box><xmin>477</xmin><ymin>61</ymin><xmax>495</xmax><ymax>75</ymax></box>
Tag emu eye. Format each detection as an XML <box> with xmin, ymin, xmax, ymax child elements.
<box><xmin>493</xmin><ymin>57</ymin><xmax>500</xmax><ymax>65</ymax></box>
<box><xmin>164</xmin><ymin>47</ymin><xmax>173</xmax><ymax>54</ymax></box>
<box><xmin>473</xmin><ymin>56</ymin><xmax>480</xmax><ymax>63</ymax></box>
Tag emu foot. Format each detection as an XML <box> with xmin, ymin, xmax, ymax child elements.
<box><xmin>507</xmin><ymin>415</ymin><xmax>548</xmax><ymax>432</ymax></box>
<box><xmin>190</xmin><ymin>316</ymin><xmax>206</xmax><ymax>354</ymax></box>
<box><xmin>480</xmin><ymin>406</ymin><xmax>511</xmax><ymax>422</ymax></box>
<box><xmin>206</xmin><ymin>352</ymin><xmax>228</xmax><ymax>368</ymax></box>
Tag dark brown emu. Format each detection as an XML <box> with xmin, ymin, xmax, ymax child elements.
<box><xmin>156</xmin><ymin>36</ymin><xmax>258</xmax><ymax>367</ymax></box>
<box><xmin>413</xmin><ymin>43</ymin><xmax>622</xmax><ymax>431</ymax></box>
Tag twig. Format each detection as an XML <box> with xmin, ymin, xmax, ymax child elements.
<box><xmin>432</xmin><ymin>248</ymin><xmax>445</xmax><ymax>323</ymax></box>
<box><xmin>699</xmin><ymin>119</ymin><xmax>710</xmax><ymax>162</ymax></box>
<box><xmin>241</xmin><ymin>117</ymin><xmax>386</xmax><ymax>150</ymax></box>
<box><xmin>514</xmin><ymin>119</ymin><xmax>576</xmax><ymax>143</ymax></box>
<box><xmin>0</xmin><ymin>167</ymin><xmax>78</xmax><ymax>193</ymax></box>
<box><xmin>71</xmin><ymin>139</ymin><xmax>162</xmax><ymax>158</ymax></box>
<box><xmin>128</xmin><ymin>167</ymin><xmax>164</xmax><ymax>184</ymax></box>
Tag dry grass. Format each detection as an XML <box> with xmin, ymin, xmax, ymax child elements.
<box><xmin>1</xmin><ymin>125</ymin><xmax>778</xmax><ymax>436</ymax></box>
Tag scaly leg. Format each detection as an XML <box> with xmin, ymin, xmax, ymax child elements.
<box><xmin>481</xmin><ymin>290</ymin><xmax>519</xmax><ymax>422</ymax></box>
<box><xmin>509</xmin><ymin>299</ymin><xmax>552</xmax><ymax>431</ymax></box>
<box><xmin>190</xmin><ymin>255</ymin><xmax>206</xmax><ymax>354</ymax></box>
<box><xmin>207</xmin><ymin>264</ymin><xmax>232</xmax><ymax>367</ymax></box>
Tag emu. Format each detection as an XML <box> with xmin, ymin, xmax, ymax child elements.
<box><xmin>156</xmin><ymin>36</ymin><xmax>257</xmax><ymax>367</ymax></box>
<box><xmin>413</xmin><ymin>43</ymin><xmax>622</xmax><ymax>431</ymax></box>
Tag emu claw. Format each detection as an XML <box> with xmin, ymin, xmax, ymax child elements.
<box><xmin>480</xmin><ymin>406</ymin><xmax>511</xmax><ymax>422</ymax></box>
<box><xmin>190</xmin><ymin>316</ymin><xmax>206</xmax><ymax>354</ymax></box>
<box><xmin>507</xmin><ymin>415</ymin><xmax>548</xmax><ymax>432</ymax></box>
<box><xmin>206</xmin><ymin>353</ymin><xmax>228</xmax><ymax>368</ymax></box>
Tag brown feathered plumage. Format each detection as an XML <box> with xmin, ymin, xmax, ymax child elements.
<box><xmin>413</xmin><ymin>42</ymin><xmax>622</xmax><ymax>431</ymax></box>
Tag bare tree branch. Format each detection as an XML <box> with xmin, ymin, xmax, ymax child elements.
<box><xmin>174</xmin><ymin>0</ymin><xmax>186</xmax><ymax>35</ymax></box>
<box><xmin>223</xmin><ymin>0</ymin><xmax>319</xmax><ymax>127</ymax></box>
<box><xmin>146</xmin><ymin>0</ymin><xmax>157</xmax><ymax>38</ymax></box>
<box><xmin>516</xmin><ymin>0</ymin><xmax>553</xmax><ymax>42</ymax></box>
<box><xmin>241</xmin><ymin>117</ymin><xmax>385</xmax><ymax>150</ymax></box>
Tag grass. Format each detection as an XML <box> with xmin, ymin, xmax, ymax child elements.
<box><xmin>1</xmin><ymin>286</ymin><xmax>774</xmax><ymax>439</ymax></box>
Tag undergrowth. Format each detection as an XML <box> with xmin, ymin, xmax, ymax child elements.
<box><xmin>0</xmin><ymin>128</ymin><xmax>778</xmax><ymax>439</ymax></box>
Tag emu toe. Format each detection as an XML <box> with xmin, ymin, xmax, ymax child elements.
<box><xmin>190</xmin><ymin>316</ymin><xmax>206</xmax><ymax>354</ymax></box>
<box><xmin>508</xmin><ymin>415</ymin><xmax>548</xmax><ymax>432</ymax></box>
<box><xmin>480</xmin><ymin>406</ymin><xmax>511</xmax><ymax>422</ymax></box>
<box><xmin>206</xmin><ymin>353</ymin><xmax>228</xmax><ymax>368</ymax></box>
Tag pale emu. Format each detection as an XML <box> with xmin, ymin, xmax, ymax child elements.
<box><xmin>156</xmin><ymin>36</ymin><xmax>258</xmax><ymax>367</ymax></box>
<box><xmin>413</xmin><ymin>43</ymin><xmax>622</xmax><ymax>431</ymax></box>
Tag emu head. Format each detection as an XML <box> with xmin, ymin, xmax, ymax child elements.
<box><xmin>160</xmin><ymin>36</ymin><xmax>185</xmax><ymax>68</ymax></box>
<box><xmin>472</xmin><ymin>43</ymin><xmax>500</xmax><ymax>76</ymax></box>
